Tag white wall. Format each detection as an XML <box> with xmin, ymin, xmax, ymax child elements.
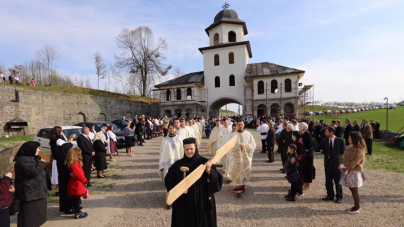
<box><xmin>252</xmin><ymin>74</ymin><xmax>300</xmax><ymax>100</ymax></box>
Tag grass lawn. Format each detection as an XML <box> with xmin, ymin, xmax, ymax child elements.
<box><xmin>365</xmin><ymin>141</ymin><xmax>404</xmax><ymax>173</ymax></box>
<box><xmin>0</xmin><ymin>82</ymin><xmax>159</xmax><ymax>103</ymax></box>
<box><xmin>310</xmin><ymin>106</ymin><xmax>404</xmax><ymax>132</ymax></box>
<box><xmin>0</xmin><ymin>134</ymin><xmax>34</xmax><ymax>150</ymax></box>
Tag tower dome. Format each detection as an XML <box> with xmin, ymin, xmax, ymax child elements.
<box><xmin>213</xmin><ymin>9</ymin><xmax>243</xmax><ymax>23</ymax></box>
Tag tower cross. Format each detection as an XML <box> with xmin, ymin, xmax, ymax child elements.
<box><xmin>222</xmin><ymin>2</ymin><xmax>230</xmax><ymax>9</ymax></box>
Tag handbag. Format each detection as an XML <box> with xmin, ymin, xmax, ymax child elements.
<box><xmin>83</xmin><ymin>189</ymin><xmax>90</xmax><ymax>199</ymax></box>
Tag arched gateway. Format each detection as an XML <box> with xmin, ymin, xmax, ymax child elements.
<box><xmin>153</xmin><ymin>8</ymin><xmax>306</xmax><ymax>118</ymax></box>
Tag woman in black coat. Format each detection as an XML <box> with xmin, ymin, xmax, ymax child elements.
<box><xmin>14</xmin><ymin>141</ymin><xmax>48</xmax><ymax>227</ymax></box>
<box><xmin>299</xmin><ymin>122</ymin><xmax>315</xmax><ymax>190</ymax></box>
<box><xmin>93</xmin><ymin>132</ymin><xmax>107</xmax><ymax>178</ymax></box>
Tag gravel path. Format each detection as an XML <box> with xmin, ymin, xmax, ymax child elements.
<box><xmin>11</xmin><ymin>130</ymin><xmax>404</xmax><ymax>226</ymax></box>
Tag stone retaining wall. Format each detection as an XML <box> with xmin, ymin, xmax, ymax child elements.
<box><xmin>0</xmin><ymin>84</ymin><xmax>159</xmax><ymax>136</ymax></box>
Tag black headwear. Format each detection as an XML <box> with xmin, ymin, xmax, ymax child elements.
<box><xmin>182</xmin><ymin>138</ymin><xmax>200</xmax><ymax>163</ymax></box>
<box><xmin>13</xmin><ymin>141</ymin><xmax>40</xmax><ymax>162</ymax></box>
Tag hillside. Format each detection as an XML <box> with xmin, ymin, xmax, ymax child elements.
<box><xmin>0</xmin><ymin>82</ymin><xmax>159</xmax><ymax>103</ymax></box>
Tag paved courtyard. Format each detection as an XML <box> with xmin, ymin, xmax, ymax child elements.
<box><xmin>11</xmin><ymin>130</ymin><xmax>404</xmax><ymax>227</ymax></box>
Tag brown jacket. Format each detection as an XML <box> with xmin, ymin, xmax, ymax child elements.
<box><xmin>362</xmin><ymin>124</ymin><xmax>373</xmax><ymax>139</ymax></box>
<box><xmin>340</xmin><ymin>145</ymin><xmax>365</xmax><ymax>172</ymax></box>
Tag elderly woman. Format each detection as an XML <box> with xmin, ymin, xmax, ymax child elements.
<box><xmin>299</xmin><ymin>122</ymin><xmax>315</xmax><ymax>190</ymax></box>
<box><xmin>339</xmin><ymin>131</ymin><xmax>366</xmax><ymax>214</ymax></box>
<box><xmin>14</xmin><ymin>141</ymin><xmax>48</xmax><ymax>227</ymax></box>
<box><xmin>93</xmin><ymin>132</ymin><xmax>108</xmax><ymax>178</ymax></box>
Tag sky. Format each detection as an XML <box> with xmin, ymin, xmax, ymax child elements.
<box><xmin>1</xmin><ymin>0</ymin><xmax>404</xmax><ymax>112</ymax></box>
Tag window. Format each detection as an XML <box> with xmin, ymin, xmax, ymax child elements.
<box><xmin>257</xmin><ymin>81</ymin><xmax>264</xmax><ymax>94</ymax></box>
<box><xmin>285</xmin><ymin>79</ymin><xmax>292</xmax><ymax>92</ymax></box>
<box><xmin>37</xmin><ymin>129</ymin><xmax>51</xmax><ymax>139</ymax></box>
<box><xmin>176</xmin><ymin>88</ymin><xmax>181</xmax><ymax>100</ymax></box>
<box><xmin>229</xmin><ymin>52</ymin><xmax>234</xmax><ymax>64</ymax></box>
<box><xmin>228</xmin><ymin>31</ymin><xmax>236</xmax><ymax>42</ymax></box>
<box><xmin>215</xmin><ymin>76</ymin><xmax>220</xmax><ymax>88</ymax></box>
<box><xmin>214</xmin><ymin>54</ymin><xmax>220</xmax><ymax>66</ymax></box>
<box><xmin>187</xmin><ymin>88</ymin><xmax>192</xmax><ymax>100</ymax></box>
<box><xmin>166</xmin><ymin>90</ymin><xmax>171</xmax><ymax>101</ymax></box>
<box><xmin>229</xmin><ymin>75</ymin><xmax>235</xmax><ymax>86</ymax></box>
<box><xmin>271</xmin><ymin>80</ymin><xmax>278</xmax><ymax>93</ymax></box>
<box><xmin>214</xmin><ymin>33</ymin><xmax>219</xmax><ymax>45</ymax></box>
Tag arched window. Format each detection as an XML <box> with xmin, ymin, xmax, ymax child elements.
<box><xmin>228</xmin><ymin>31</ymin><xmax>236</xmax><ymax>42</ymax></box>
<box><xmin>229</xmin><ymin>75</ymin><xmax>235</xmax><ymax>86</ymax></box>
<box><xmin>187</xmin><ymin>88</ymin><xmax>192</xmax><ymax>100</ymax></box>
<box><xmin>228</xmin><ymin>52</ymin><xmax>234</xmax><ymax>64</ymax></box>
<box><xmin>214</xmin><ymin>33</ymin><xmax>219</xmax><ymax>45</ymax></box>
<box><xmin>257</xmin><ymin>81</ymin><xmax>264</xmax><ymax>94</ymax></box>
<box><xmin>176</xmin><ymin>88</ymin><xmax>181</xmax><ymax>100</ymax></box>
<box><xmin>214</xmin><ymin>54</ymin><xmax>220</xmax><ymax>66</ymax></box>
<box><xmin>166</xmin><ymin>90</ymin><xmax>171</xmax><ymax>101</ymax></box>
<box><xmin>285</xmin><ymin>79</ymin><xmax>292</xmax><ymax>92</ymax></box>
<box><xmin>215</xmin><ymin>76</ymin><xmax>220</xmax><ymax>88</ymax></box>
<box><xmin>271</xmin><ymin>80</ymin><xmax>278</xmax><ymax>93</ymax></box>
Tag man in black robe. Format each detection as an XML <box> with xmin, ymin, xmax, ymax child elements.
<box><xmin>165</xmin><ymin>138</ymin><xmax>223</xmax><ymax>227</ymax></box>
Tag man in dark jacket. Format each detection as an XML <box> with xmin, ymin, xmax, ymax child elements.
<box><xmin>266</xmin><ymin>122</ymin><xmax>276</xmax><ymax>163</ymax></box>
<box><xmin>277</xmin><ymin>123</ymin><xmax>293</xmax><ymax>172</ymax></box>
<box><xmin>335</xmin><ymin>120</ymin><xmax>343</xmax><ymax>138</ymax></box>
<box><xmin>77</xmin><ymin>126</ymin><xmax>95</xmax><ymax>186</ymax></box>
<box><xmin>321</xmin><ymin>126</ymin><xmax>346</xmax><ymax>203</ymax></box>
<box><xmin>352</xmin><ymin>119</ymin><xmax>360</xmax><ymax>132</ymax></box>
<box><xmin>344</xmin><ymin>119</ymin><xmax>353</xmax><ymax>145</ymax></box>
<box><xmin>135</xmin><ymin>117</ymin><xmax>146</xmax><ymax>146</ymax></box>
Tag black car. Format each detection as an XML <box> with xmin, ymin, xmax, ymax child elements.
<box><xmin>74</xmin><ymin>121</ymin><xmax>126</xmax><ymax>148</ymax></box>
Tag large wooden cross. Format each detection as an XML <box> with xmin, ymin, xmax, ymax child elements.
<box><xmin>222</xmin><ymin>2</ymin><xmax>230</xmax><ymax>9</ymax></box>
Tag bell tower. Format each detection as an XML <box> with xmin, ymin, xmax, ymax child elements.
<box><xmin>198</xmin><ymin>5</ymin><xmax>253</xmax><ymax>116</ymax></box>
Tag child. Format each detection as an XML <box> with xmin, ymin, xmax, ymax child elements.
<box><xmin>284</xmin><ymin>144</ymin><xmax>300</xmax><ymax>202</ymax></box>
<box><xmin>65</xmin><ymin>147</ymin><xmax>89</xmax><ymax>219</ymax></box>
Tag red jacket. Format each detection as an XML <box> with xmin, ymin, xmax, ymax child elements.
<box><xmin>67</xmin><ymin>162</ymin><xmax>87</xmax><ymax>197</ymax></box>
<box><xmin>0</xmin><ymin>177</ymin><xmax>13</xmax><ymax>208</ymax></box>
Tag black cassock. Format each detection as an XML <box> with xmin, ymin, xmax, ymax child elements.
<box><xmin>165</xmin><ymin>155</ymin><xmax>223</xmax><ymax>227</ymax></box>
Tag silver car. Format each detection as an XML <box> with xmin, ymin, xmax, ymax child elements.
<box><xmin>33</xmin><ymin>126</ymin><xmax>82</xmax><ymax>153</ymax></box>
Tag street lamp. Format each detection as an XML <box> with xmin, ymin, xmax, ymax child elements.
<box><xmin>384</xmin><ymin>97</ymin><xmax>388</xmax><ymax>131</ymax></box>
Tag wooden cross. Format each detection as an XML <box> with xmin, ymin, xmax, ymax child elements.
<box><xmin>222</xmin><ymin>2</ymin><xmax>230</xmax><ymax>9</ymax></box>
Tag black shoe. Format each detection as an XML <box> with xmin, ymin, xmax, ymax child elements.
<box><xmin>260</xmin><ymin>151</ymin><xmax>266</xmax><ymax>153</ymax></box>
<box><xmin>335</xmin><ymin>198</ymin><xmax>342</xmax><ymax>203</ymax></box>
<box><xmin>87</xmin><ymin>182</ymin><xmax>92</xmax><ymax>187</ymax></box>
<box><xmin>97</xmin><ymin>175</ymin><xmax>105</xmax><ymax>178</ymax></box>
<box><xmin>75</xmin><ymin>212</ymin><xmax>88</xmax><ymax>219</ymax></box>
<box><xmin>322</xmin><ymin>196</ymin><xmax>334</xmax><ymax>201</ymax></box>
<box><xmin>265</xmin><ymin>160</ymin><xmax>272</xmax><ymax>163</ymax></box>
<box><xmin>285</xmin><ymin>197</ymin><xmax>295</xmax><ymax>202</ymax></box>
<box><xmin>64</xmin><ymin>209</ymin><xmax>75</xmax><ymax>214</ymax></box>
<box><xmin>140</xmin><ymin>144</ymin><xmax>144</xmax><ymax>146</ymax></box>
<box><xmin>281</xmin><ymin>170</ymin><xmax>286</xmax><ymax>173</ymax></box>
<box><xmin>280</xmin><ymin>168</ymin><xmax>284</xmax><ymax>171</ymax></box>
<box><xmin>166</xmin><ymin>205</ymin><xmax>172</xmax><ymax>210</ymax></box>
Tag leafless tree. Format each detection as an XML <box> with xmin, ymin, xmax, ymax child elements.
<box><xmin>36</xmin><ymin>45</ymin><xmax>60</xmax><ymax>85</ymax></box>
<box><xmin>114</xmin><ymin>26</ymin><xmax>172</xmax><ymax>96</ymax></box>
<box><xmin>173</xmin><ymin>67</ymin><xmax>184</xmax><ymax>78</ymax></box>
<box><xmin>110</xmin><ymin>65</ymin><xmax>126</xmax><ymax>94</ymax></box>
<box><xmin>94</xmin><ymin>51</ymin><xmax>107</xmax><ymax>90</ymax></box>
<box><xmin>85</xmin><ymin>77</ymin><xmax>91</xmax><ymax>88</ymax></box>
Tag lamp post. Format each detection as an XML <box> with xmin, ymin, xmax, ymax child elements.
<box><xmin>384</xmin><ymin>97</ymin><xmax>388</xmax><ymax>131</ymax></box>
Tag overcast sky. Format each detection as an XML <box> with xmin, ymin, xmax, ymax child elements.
<box><xmin>1</xmin><ymin>0</ymin><xmax>404</xmax><ymax>110</ymax></box>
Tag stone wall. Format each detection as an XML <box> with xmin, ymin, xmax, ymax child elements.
<box><xmin>0</xmin><ymin>85</ymin><xmax>159</xmax><ymax>136</ymax></box>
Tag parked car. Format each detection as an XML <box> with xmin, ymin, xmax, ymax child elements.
<box><xmin>74</xmin><ymin>121</ymin><xmax>126</xmax><ymax>147</ymax></box>
<box><xmin>33</xmin><ymin>126</ymin><xmax>82</xmax><ymax>153</ymax></box>
<box><xmin>325</xmin><ymin>110</ymin><xmax>332</xmax><ymax>115</ymax></box>
<box><xmin>315</xmin><ymin>111</ymin><xmax>324</xmax><ymax>115</ymax></box>
<box><xmin>352</xmin><ymin>109</ymin><xmax>358</xmax><ymax>113</ymax></box>
<box><xmin>341</xmin><ymin>110</ymin><xmax>346</xmax><ymax>114</ymax></box>
<box><xmin>333</xmin><ymin>110</ymin><xmax>341</xmax><ymax>114</ymax></box>
<box><xmin>389</xmin><ymin>105</ymin><xmax>397</xmax><ymax>109</ymax></box>
<box><xmin>112</xmin><ymin>119</ymin><xmax>129</xmax><ymax>130</ymax></box>
<box><xmin>347</xmin><ymin>109</ymin><xmax>352</xmax><ymax>113</ymax></box>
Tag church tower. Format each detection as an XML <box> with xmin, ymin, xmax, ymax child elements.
<box><xmin>199</xmin><ymin>5</ymin><xmax>253</xmax><ymax>116</ymax></box>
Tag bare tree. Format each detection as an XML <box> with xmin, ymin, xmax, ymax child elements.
<box><xmin>36</xmin><ymin>45</ymin><xmax>60</xmax><ymax>85</ymax></box>
<box><xmin>115</xmin><ymin>27</ymin><xmax>172</xmax><ymax>96</ymax></box>
<box><xmin>94</xmin><ymin>51</ymin><xmax>107</xmax><ymax>90</ymax></box>
<box><xmin>173</xmin><ymin>67</ymin><xmax>184</xmax><ymax>78</ymax></box>
<box><xmin>85</xmin><ymin>77</ymin><xmax>91</xmax><ymax>88</ymax></box>
<box><xmin>110</xmin><ymin>65</ymin><xmax>126</xmax><ymax>94</ymax></box>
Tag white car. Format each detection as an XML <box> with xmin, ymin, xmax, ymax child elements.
<box><xmin>33</xmin><ymin>126</ymin><xmax>82</xmax><ymax>153</ymax></box>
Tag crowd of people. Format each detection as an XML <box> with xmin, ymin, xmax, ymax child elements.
<box><xmin>0</xmin><ymin>72</ymin><xmax>35</xmax><ymax>86</ymax></box>
<box><xmin>0</xmin><ymin>113</ymin><xmax>373</xmax><ymax>226</ymax></box>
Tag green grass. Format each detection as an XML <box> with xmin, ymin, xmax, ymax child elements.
<box><xmin>310</xmin><ymin>106</ymin><xmax>404</xmax><ymax>132</ymax></box>
<box><xmin>0</xmin><ymin>134</ymin><xmax>34</xmax><ymax>149</ymax></box>
<box><xmin>0</xmin><ymin>82</ymin><xmax>159</xmax><ymax>103</ymax></box>
<box><xmin>365</xmin><ymin>141</ymin><xmax>404</xmax><ymax>173</ymax></box>
<box><xmin>47</xmin><ymin>185</ymin><xmax>59</xmax><ymax>203</ymax></box>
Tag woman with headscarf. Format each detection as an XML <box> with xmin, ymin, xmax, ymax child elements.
<box><xmin>58</xmin><ymin>143</ymin><xmax>75</xmax><ymax>214</ymax></box>
<box><xmin>165</xmin><ymin>138</ymin><xmax>223</xmax><ymax>227</ymax></box>
<box><xmin>93</xmin><ymin>132</ymin><xmax>108</xmax><ymax>178</ymax></box>
<box><xmin>14</xmin><ymin>141</ymin><xmax>48</xmax><ymax>227</ymax></box>
<box><xmin>106</xmin><ymin>125</ymin><xmax>118</xmax><ymax>161</ymax></box>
